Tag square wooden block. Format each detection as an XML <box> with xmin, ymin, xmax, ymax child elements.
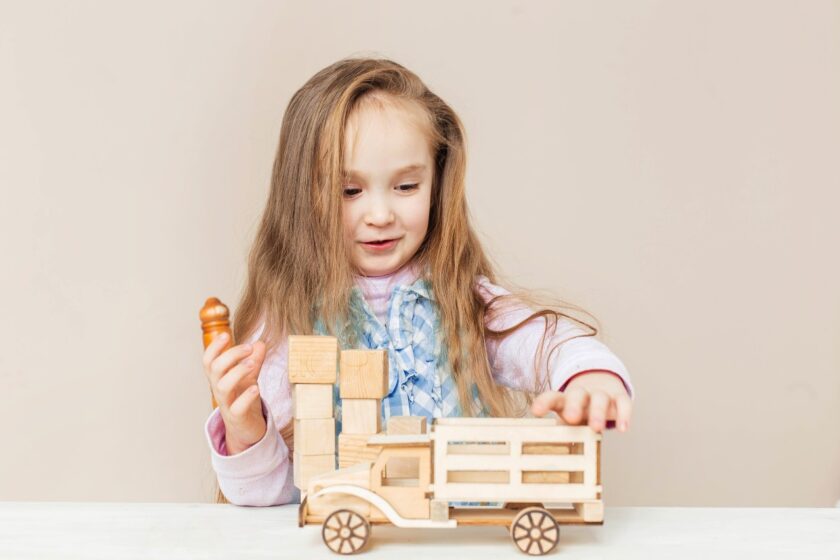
<box><xmin>340</xmin><ymin>399</ymin><xmax>381</xmax><ymax>434</ymax></box>
<box><xmin>338</xmin><ymin>433</ymin><xmax>383</xmax><ymax>468</ymax></box>
<box><xmin>293</xmin><ymin>418</ymin><xmax>335</xmax><ymax>455</ymax></box>
<box><xmin>292</xmin><ymin>384</ymin><xmax>334</xmax><ymax>419</ymax></box>
<box><xmin>339</xmin><ymin>350</ymin><xmax>389</xmax><ymax>399</ymax></box>
<box><xmin>386</xmin><ymin>415</ymin><xmax>427</xmax><ymax>435</ymax></box>
<box><xmin>293</xmin><ymin>452</ymin><xmax>335</xmax><ymax>490</ymax></box>
<box><xmin>288</xmin><ymin>336</ymin><xmax>338</xmax><ymax>384</ymax></box>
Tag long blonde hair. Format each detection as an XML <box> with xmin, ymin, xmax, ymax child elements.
<box><xmin>232</xmin><ymin>56</ymin><xmax>599</xmax><ymax>419</ymax></box>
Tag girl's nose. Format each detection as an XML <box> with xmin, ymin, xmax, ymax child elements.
<box><xmin>363</xmin><ymin>198</ymin><xmax>395</xmax><ymax>226</ymax></box>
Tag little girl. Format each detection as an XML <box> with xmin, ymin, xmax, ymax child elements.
<box><xmin>202</xmin><ymin>56</ymin><xmax>634</xmax><ymax>506</ymax></box>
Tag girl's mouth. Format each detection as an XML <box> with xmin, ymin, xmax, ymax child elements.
<box><xmin>361</xmin><ymin>238</ymin><xmax>399</xmax><ymax>252</ymax></box>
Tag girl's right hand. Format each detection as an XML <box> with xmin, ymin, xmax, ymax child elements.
<box><xmin>203</xmin><ymin>332</ymin><xmax>268</xmax><ymax>454</ymax></box>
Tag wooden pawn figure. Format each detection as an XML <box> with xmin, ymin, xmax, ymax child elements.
<box><xmin>199</xmin><ymin>297</ymin><xmax>233</xmax><ymax>410</ymax></box>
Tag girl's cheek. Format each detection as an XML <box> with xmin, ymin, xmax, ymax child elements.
<box><xmin>341</xmin><ymin>206</ymin><xmax>358</xmax><ymax>227</ymax></box>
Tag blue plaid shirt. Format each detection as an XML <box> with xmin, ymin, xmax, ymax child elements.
<box><xmin>313</xmin><ymin>276</ymin><xmax>488</xmax><ymax>434</ymax></box>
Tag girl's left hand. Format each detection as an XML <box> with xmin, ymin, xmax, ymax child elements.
<box><xmin>530</xmin><ymin>371</ymin><xmax>632</xmax><ymax>433</ymax></box>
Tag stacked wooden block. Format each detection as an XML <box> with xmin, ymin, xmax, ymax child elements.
<box><xmin>288</xmin><ymin>338</ymin><xmax>431</xmax><ymax>484</ymax></box>
<box><xmin>337</xmin><ymin>350</ymin><xmax>389</xmax><ymax>468</ymax></box>
<box><xmin>289</xmin><ymin>336</ymin><xmax>338</xmax><ymax>490</ymax></box>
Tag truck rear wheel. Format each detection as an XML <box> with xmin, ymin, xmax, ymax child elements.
<box><xmin>510</xmin><ymin>507</ymin><xmax>560</xmax><ymax>555</ymax></box>
<box><xmin>322</xmin><ymin>509</ymin><xmax>370</xmax><ymax>554</ymax></box>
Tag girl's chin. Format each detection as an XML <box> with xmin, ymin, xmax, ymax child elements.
<box><xmin>356</xmin><ymin>266</ymin><xmax>399</xmax><ymax>277</ymax></box>
<box><xmin>354</xmin><ymin>259</ymin><xmax>406</xmax><ymax>278</ymax></box>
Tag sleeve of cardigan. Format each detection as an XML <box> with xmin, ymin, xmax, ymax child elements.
<box><xmin>476</xmin><ymin>275</ymin><xmax>634</xmax><ymax>397</ymax></box>
<box><xmin>203</xmin><ymin>322</ymin><xmax>301</xmax><ymax>506</ymax></box>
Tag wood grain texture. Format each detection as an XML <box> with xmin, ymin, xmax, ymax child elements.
<box><xmin>288</xmin><ymin>336</ymin><xmax>338</xmax><ymax>384</ymax></box>
<box><xmin>293</xmin><ymin>418</ymin><xmax>335</xmax><ymax>455</ymax></box>
<box><xmin>339</xmin><ymin>349</ymin><xmax>389</xmax><ymax>398</ymax></box>
<box><xmin>340</xmin><ymin>399</ymin><xmax>381</xmax><ymax>434</ymax></box>
<box><xmin>338</xmin><ymin>433</ymin><xmax>382</xmax><ymax>468</ymax></box>
<box><xmin>292</xmin><ymin>384</ymin><xmax>334</xmax><ymax>419</ymax></box>
<box><xmin>293</xmin><ymin>452</ymin><xmax>335</xmax><ymax>490</ymax></box>
<box><xmin>386</xmin><ymin>416</ymin><xmax>427</xmax><ymax>435</ymax></box>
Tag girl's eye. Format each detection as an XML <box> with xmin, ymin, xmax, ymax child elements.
<box><xmin>342</xmin><ymin>184</ymin><xmax>418</xmax><ymax>197</ymax></box>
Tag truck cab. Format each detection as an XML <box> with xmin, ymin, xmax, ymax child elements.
<box><xmin>367</xmin><ymin>434</ymin><xmax>432</xmax><ymax>520</ymax></box>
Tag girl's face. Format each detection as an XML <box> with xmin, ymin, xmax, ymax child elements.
<box><xmin>342</xmin><ymin>101</ymin><xmax>434</xmax><ymax>277</ymax></box>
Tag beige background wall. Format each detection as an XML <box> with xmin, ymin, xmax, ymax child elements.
<box><xmin>1</xmin><ymin>1</ymin><xmax>838</xmax><ymax>506</ymax></box>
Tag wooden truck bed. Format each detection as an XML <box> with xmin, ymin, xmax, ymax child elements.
<box><xmin>430</xmin><ymin>418</ymin><xmax>604</xmax><ymax>524</ymax></box>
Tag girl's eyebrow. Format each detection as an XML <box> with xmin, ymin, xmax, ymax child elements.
<box><xmin>343</xmin><ymin>163</ymin><xmax>427</xmax><ymax>181</ymax></box>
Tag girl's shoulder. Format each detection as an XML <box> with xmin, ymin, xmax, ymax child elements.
<box><xmin>474</xmin><ymin>274</ymin><xmax>512</xmax><ymax>300</ymax></box>
<box><xmin>473</xmin><ymin>275</ymin><xmax>537</xmax><ymax>328</ymax></box>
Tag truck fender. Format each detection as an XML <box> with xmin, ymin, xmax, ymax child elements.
<box><xmin>311</xmin><ymin>485</ymin><xmax>457</xmax><ymax>529</ymax></box>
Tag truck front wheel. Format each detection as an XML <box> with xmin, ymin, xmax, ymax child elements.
<box><xmin>322</xmin><ymin>509</ymin><xmax>371</xmax><ymax>554</ymax></box>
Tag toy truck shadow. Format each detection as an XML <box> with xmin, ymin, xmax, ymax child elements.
<box><xmin>299</xmin><ymin>417</ymin><xmax>603</xmax><ymax>555</ymax></box>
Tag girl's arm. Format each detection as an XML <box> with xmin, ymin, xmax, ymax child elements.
<box><xmin>476</xmin><ymin>276</ymin><xmax>634</xmax><ymax>429</ymax></box>
<box><xmin>203</xmin><ymin>324</ymin><xmax>300</xmax><ymax>506</ymax></box>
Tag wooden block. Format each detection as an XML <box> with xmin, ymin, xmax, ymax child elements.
<box><xmin>338</xmin><ymin>433</ymin><xmax>382</xmax><ymax>468</ymax></box>
<box><xmin>386</xmin><ymin>416</ymin><xmax>427</xmax><ymax>435</ymax></box>
<box><xmin>288</xmin><ymin>336</ymin><xmax>338</xmax><ymax>384</ymax></box>
<box><xmin>339</xmin><ymin>350</ymin><xmax>389</xmax><ymax>398</ymax></box>
<box><xmin>292</xmin><ymin>384</ymin><xmax>334</xmax><ymax>419</ymax></box>
<box><xmin>293</xmin><ymin>452</ymin><xmax>335</xmax><ymax>490</ymax></box>
<box><xmin>294</xmin><ymin>418</ymin><xmax>335</xmax><ymax>455</ymax></box>
<box><xmin>340</xmin><ymin>399</ymin><xmax>381</xmax><ymax>434</ymax></box>
<box><xmin>430</xmin><ymin>500</ymin><xmax>450</xmax><ymax>521</ymax></box>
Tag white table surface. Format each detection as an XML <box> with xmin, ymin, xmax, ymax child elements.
<box><xmin>0</xmin><ymin>502</ymin><xmax>838</xmax><ymax>559</ymax></box>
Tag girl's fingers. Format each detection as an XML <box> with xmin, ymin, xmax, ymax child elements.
<box><xmin>215</xmin><ymin>358</ymin><xmax>259</xmax><ymax>408</ymax></box>
<box><xmin>615</xmin><ymin>393</ymin><xmax>633</xmax><ymax>432</ymax></box>
<box><xmin>562</xmin><ymin>387</ymin><xmax>589</xmax><ymax>425</ymax></box>
<box><xmin>210</xmin><ymin>343</ymin><xmax>255</xmax><ymax>383</ymax></box>
<box><xmin>530</xmin><ymin>386</ymin><xmax>632</xmax><ymax>434</ymax></box>
<box><xmin>228</xmin><ymin>384</ymin><xmax>261</xmax><ymax>418</ymax></box>
<box><xmin>531</xmin><ymin>391</ymin><xmax>565</xmax><ymax>417</ymax></box>
<box><xmin>588</xmin><ymin>390</ymin><xmax>610</xmax><ymax>432</ymax></box>
<box><xmin>202</xmin><ymin>333</ymin><xmax>232</xmax><ymax>371</ymax></box>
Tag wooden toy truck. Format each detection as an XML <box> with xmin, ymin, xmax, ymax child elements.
<box><xmin>196</xmin><ymin>312</ymin><xmax>605</xmax><ymax>555</ymax></box>
<box><xmin>299</xmin><ymin>416</ymin><xmax>603</xmax><ymax>555</ymax></box>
